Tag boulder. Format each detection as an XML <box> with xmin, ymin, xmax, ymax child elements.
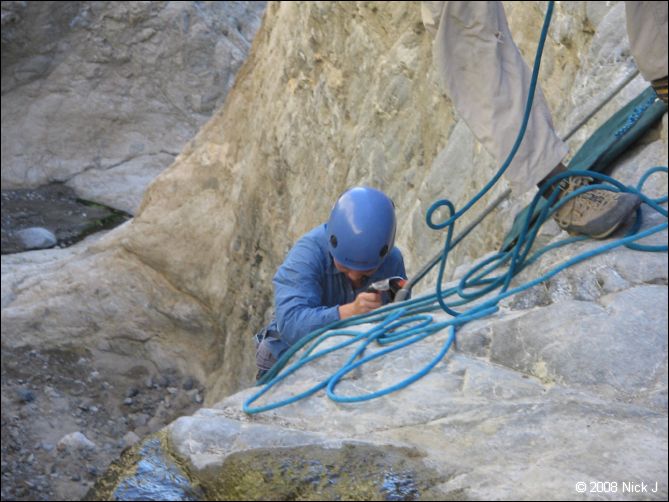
<box><xmin>1</xmin><ymin>1</ymin><xmax>266</xmax><ymax>213</ymax></box>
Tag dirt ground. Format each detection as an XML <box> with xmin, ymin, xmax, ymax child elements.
<box><xmin>1</xmin><ymin>344</ymin><xmax>205</xmax><ymax>501</ymax></box>
<box><xmin>1</xmin><ymin>185</ymin><xmax>206</xmax><ymax>501</ymax></box>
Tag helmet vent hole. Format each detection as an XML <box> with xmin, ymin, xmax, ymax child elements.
<box><xmin>330</xmin><ymin>235</ymin><xmax>338</xmax><ymax>248</ymax></box>
<box><xmin>380</xmin><ymin>244</ymin><xmax>388</xmax><ymax>257</ymax></box>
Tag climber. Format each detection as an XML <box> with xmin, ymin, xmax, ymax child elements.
<box><xmin>421</xmin><ymin>1</ymin><xmax>667</xmax><ymax>238</ymax></box>
<box><xmin>253</xmin><ymin>186</ymin><xmax>408</xmax><ymax>380</ymax></box>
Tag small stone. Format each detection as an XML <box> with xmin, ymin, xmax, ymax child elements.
<box><xmin>125</xmin><ymin>387</ymin><xmax>139</xmax><ymax>398</ymax></box>
<box><xmin>147</xmin><ymin>416</ymin><xmax>163</xmax><ymax>433</ymax></box>
<box><xmin>182</xmin><ymin>377</ymin><xmax>195</xmax><ymax>391</ymax></box>
<box><xmin>123</xmin><ymin>431</ymin><xmax>141</xmax><ymax>447</ymax></box>
<box><xmin>16</xmin><ymin>227</ymin><xmax>56</xmax><ymax>250</ymax></box>
<box><xmin>45</xmin><ymin>387</ymin><xmax>61</xmax><ymax>399</ymax></box>
<box><xmin>131</xmin><ymin>413</ymin><xmax>149</xmax><ymax>428</ymax></box>
<box><xmin>57</xmin><ymin>432</ymin><xmax>96</xmax><ymax>452</ymax></box>
<box><xmin>123</xmin><ymin>397</ymin><xmax>133</xmax><ymax>405</ymax></box>
<box><xmin>17</xmin><ymin>388</ymin><xmax>35</xmax><ymax>403</ymax></box>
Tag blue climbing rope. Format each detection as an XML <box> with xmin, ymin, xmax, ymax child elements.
<box><xmin>243</xmin><ymin>1</ymin><xmax>667</xmax><ymax>414</ymax></box>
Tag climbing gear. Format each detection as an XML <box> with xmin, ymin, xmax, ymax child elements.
<box><xmin>243</xmin><ymin>1</ymin><xmax>667</xmax><ymax>414</ymax></box>
<box><xmin>327</xmin><ymin>187</ymin><xmax>396</xmax><ymax>271</ymax></box>
<box><xmin>561</xmin><ymin>69</ymin><xmax>639</xmax><ymax>142</ymax></box>
<box><xmin>551</xmin><ymin>176</ymin><xmax>642</xmax><ymax>238</ymax></box>
<box><xmin>366</xmin><ymin>276</ymin><xmax>407</xmax><ymax>301</ymax></box>
<box><xmin>651</xmin><ymin>76</ymin><xmax>668</xmax><ymax>104</ymax></box>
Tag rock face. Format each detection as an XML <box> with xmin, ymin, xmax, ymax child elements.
<box><xmin>1</xmin><ymin>1</ymin><xmax>265</xmax><ymax>213</ymax></box>
<box><xmin>1</xmin><ymin>1</ymin><xmax>667</xmax><ymax>500</ymax></box>
<box><xmin>160</xmin><ymin>204</ymin><xmax>666</xmax><ymax>500</ymax></box>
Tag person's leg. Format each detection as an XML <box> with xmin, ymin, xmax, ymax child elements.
<box><xmin>427</xmin><ymin>1</ymin><xmax>568</xmax><ymax>195</ymax></box>
<box><xmin>533</xmin><ymin>2</ymin><xmax>669</xmax><ymax>238</ymax></box>
<box><xmin>425</xmin><ymin>2</ymin><xmax>641</xmax><ymax>239</ymax></box>
<box><xmin>625</xmin><ymin>1</ymin><xmax>668</xmax><ymax>103</ymax></box>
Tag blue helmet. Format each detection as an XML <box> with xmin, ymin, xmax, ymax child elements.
<box><xmin>326</xmin><ymin>187</ymin><xmax>396</xmax><ymax>271</ymax></box>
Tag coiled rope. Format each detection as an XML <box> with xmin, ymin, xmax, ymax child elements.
<box><xmin>243</xmin><ymin>1</ymin><xmax>667</xmax><ymax>414</ymax></box>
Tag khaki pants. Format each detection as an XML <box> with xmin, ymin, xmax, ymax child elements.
<box><xmin>423</xmin><ymin>1</ymin><xmax>668</xmax><ymax>194</ymax></box>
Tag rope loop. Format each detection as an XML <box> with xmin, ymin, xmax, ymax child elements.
<box><xmin>426</xmin><ymin>199</ymin><xmax>456</xmax><ymax>230</ymax></box>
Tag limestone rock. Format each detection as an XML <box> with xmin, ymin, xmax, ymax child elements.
<box><xmin>164</xmin><ymin>350</ymin><xmax>667</xmax><ymax>500</ymax></box>
<box><xmin>2</xmin><ymin>244</ymin><xmax>218</xmax><ymax>384</ymax></box>
<box><xmin>475</xmin><ymin>286</ymin><xmax>667</xmax><ymax>406</ymax></box>
<box><xmin>1</xmin><ymin>1</ymin><xmax>266</xmax><ymax>213</ymax></box>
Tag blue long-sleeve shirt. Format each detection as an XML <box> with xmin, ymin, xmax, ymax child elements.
<box><xmin>264</xmin><ymin>224</ymin><xmax>406</xmax><ymax>358</ymax></box>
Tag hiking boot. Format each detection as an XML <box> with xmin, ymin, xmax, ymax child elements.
<box><xmin>651</xmin><ymin>76</ymin><xmax>668</xmax><ymax>104</ymax></box>
<box><xmin>552</xmin><ymin>176</ymin><xmax>641</xmax><ymax>239</ymax></box>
